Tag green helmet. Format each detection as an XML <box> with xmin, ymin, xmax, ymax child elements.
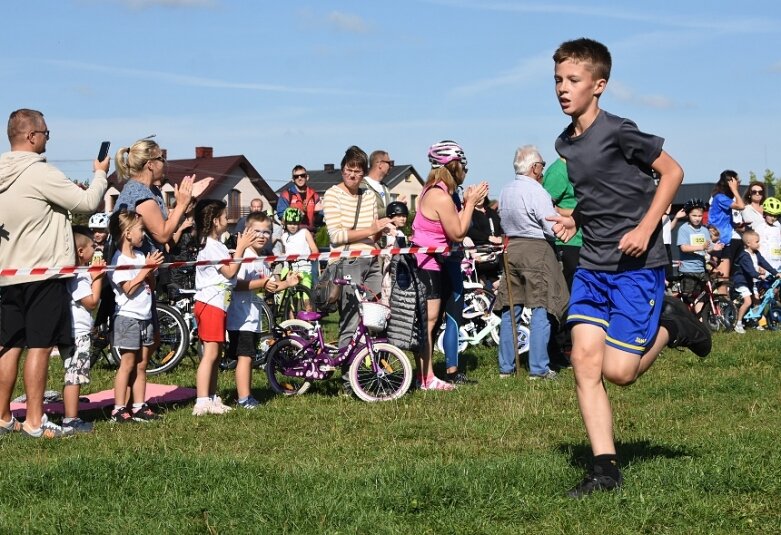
<box><xmin>762</xmin><ymin>197</ymin><xmax>781</xmax><ymax>216</ymax></box>
<box><xmin>283</xmin><ymin>207</ymin><xmax>304</xmax><ymax>223</ymax></box>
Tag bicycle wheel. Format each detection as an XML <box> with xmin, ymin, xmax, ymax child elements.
<box><xmin>348</xmin><ymin>342</ymin><xmax>412</xmax><ymax>402</ymax></box>
<box><xmin>114</xmin><ymin>303</ymin><xmax>189</xmax><ymax>375</ymax></box>
<box><xmin>700</xmin><ymin>296</ymin><xmax>737</xmax><ymax>332</ymax></box>
<box><xmin>768</xmin><ymin>306</ymin><xmax>781</xmax><ymax>331</ymax></box>
<box><xmin>281</xmin><ymin>285</ymin><xmax>313</xmax><ymax>321</ymax></box>
<box><xmin>435</xmin><ymin>325</ymin><xmax>468</xmax><ymax>354</ymax></box>
<box><xmin>265</xmin><ymin>337</ymin><xmax>312</xmax><ymax>395</ymax></box>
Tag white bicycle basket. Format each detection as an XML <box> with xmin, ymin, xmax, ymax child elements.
<box><xmin>361</xmin><ymin>301</ymin><xmax>391</xmax><ymax>332</ymax></box>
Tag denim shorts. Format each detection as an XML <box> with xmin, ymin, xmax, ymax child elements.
<box><xmin>112</xmin><ymin>315</ymin><xmax>155</xmax><ymax>351</ymax></box>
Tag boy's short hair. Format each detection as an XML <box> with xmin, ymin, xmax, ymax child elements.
<box><xmin>553</xmin><ymin>38</ymin><xmax>612</xmax><ymax>82</ymax></box>
<box><xmin>742</xmin><ymin>229</ymin><xmax>759</xmax><ymax>245</ymax></box>
<box><xmin>72</xmin><ymin>225</ymin><xmax>94</xmax><ymax>248</ymax></box>
<box><xmin>246</xmin><ymin>212</ymin><xmax>270</xmax><ymax>226</ymax></box>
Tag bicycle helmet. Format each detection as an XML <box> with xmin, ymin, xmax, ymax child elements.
<box><xmin>88</xmin><ymin>212</ymin><xmax>110</xmax><ymax>229</ymax></box>
<box><xmin>683</xmin><ymin>198</ymin><xmax>707</xmax><ymax>214</ymax></box>
<box><xmin>762</xmin><ymin>196</ymin><xmax>781</xmax><ymax>216</ymax></box>
<box><xmin>385</xmin><ymin>201</ymin><xmax>409</xmax><ymax>217</ymax></box>
<box><xmin>282</xmin><ymin>207</ymin><xmax>304</xmax><ymax>224</ymax></box>
<box><xmin>427</xmin><ymin>140</ymin><xmax>467</xmax><ymax>171</ymax></box>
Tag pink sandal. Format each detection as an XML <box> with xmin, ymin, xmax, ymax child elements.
<box><xmin>421</xmin><ymin>376</ymin><xmax>455</xmax><ymax>391</ymax></box>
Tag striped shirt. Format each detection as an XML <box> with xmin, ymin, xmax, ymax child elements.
<box><xmin>323</xmin><ymin>184</ymin><xmax>378</xmax><ymax>253</ymax></box>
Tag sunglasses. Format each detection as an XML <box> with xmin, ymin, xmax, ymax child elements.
<box><xmin>293</xmin><ymin>173</ymin><xmax>308</xmax><ymax>179</ymax></box>
<box><xmin>751</xmin><ymin>190</ymin><xmax>764</xmax><ymax>195</ymax></box>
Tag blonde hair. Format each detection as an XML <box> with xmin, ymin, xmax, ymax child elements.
<box><xmin>109</xmin><ymin>208</ymin><xmax>141</xmax><ymax>245</ymax></box>
<box><xmin>423</xmin><ymin>160</ymin><xmax>464</xmax><ymax>194</ymax></box>
<box><xmin>742</xmin><ymin>229</ymin><xmax>759</xmax><ymax>246</ymax></box>
<box><xmin>115</xmin><ymin>139</ymin><xmax>161</xmax><ymax>180</ymax></box>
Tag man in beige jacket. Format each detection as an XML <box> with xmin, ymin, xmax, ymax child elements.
<box><xmin>0</xmin><ymin>109</ymin><xmax>108</xmax><ymax>438</ymax></box>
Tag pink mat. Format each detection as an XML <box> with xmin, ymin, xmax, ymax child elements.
<box><xmin>10</xmin><ymin>383</ymin><xmax>196</xmax><ymax>418</ymax></box>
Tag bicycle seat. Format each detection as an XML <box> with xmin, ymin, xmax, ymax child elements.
<box><xmin>297</xmin><ymin>311</ymin><xmax>322</xmax><ymax>322</ymax></box>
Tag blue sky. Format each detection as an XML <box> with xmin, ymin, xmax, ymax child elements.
<box><xmin>2</xmin><ymin>0</ymin><xmax>780</xmax><ymax>198</ymax></box>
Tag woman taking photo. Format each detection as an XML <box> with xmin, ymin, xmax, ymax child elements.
<box><xmin>322</xmin><ymin>145</ymin><xmax>392</xmax><ymax>348</ymax></box>
<box><xmin>412</xmin><ymin>140</ymin><xmax>488</xmax><ymax>390</ymax></box>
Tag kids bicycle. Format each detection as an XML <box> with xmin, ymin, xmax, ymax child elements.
<box><xmin>264</xmin><ymin>276</ymin><xmax>413</xmax><ymax>402</ymax></box>
<box><xmin>740</xmin><ymin>276</ymin><xmax>781</xmax><ymax>330</ymax></box>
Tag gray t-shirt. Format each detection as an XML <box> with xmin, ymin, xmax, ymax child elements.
<box><xmin>555</xmin><ymin>110</ymin><xmax>665</xmax><ymax>271</ymax></box>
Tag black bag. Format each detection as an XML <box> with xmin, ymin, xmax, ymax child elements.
<box><xmin>311</xmin><ymin>192</ymin><xmax>363</xmax><ymax>314</ymax></box>
<box><xmin>386</xmin><ymin>254</ymin><xmax>427</xmax><ymax>352</ymax></box>
<box><xmin>312</xmin><ymin>260</ymin><xmax>343</xmax><ymax>314</ymax></box>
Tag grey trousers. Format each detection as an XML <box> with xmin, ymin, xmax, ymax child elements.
<box><xmin>338</xmin><ymin>257</ymin><xmax>381</xmax><ymax>347</ymax></box>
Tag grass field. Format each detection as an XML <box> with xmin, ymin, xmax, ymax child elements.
<box><xmin>1</xmin><ymin>323</ymin><xmax>780</xmax><ymax>534</ymax></box>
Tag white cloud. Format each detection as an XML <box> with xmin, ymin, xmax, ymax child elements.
<box><xmin>47</xmin><ymin>60</ymin><xmax>372</xmax><ymax>97</ymax></box>
<box><xmin>326</xmin><ymin>11</ymin><xmax>370</xmax><ymax>34</ymax></box>
<box><xmin>419</xmin><ymin>0</ymin><xmax>777</xmax><ymax>33</ymax></box>
<box><xmin>450</xmin><ymin>52</ymin><xmax>550</xmax><ymax>97</ymax></box>
<box><xmin>117</xmin><ymin>0</ymin><xmax>216</xmax><ymax>9</ymax></box>
<box><xmin>608</xmin><ymin>81</ymin><xmax>679</xmax><ymax>110</ymax></box>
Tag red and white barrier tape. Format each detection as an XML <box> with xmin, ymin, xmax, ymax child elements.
<box><xmin>0</xmin><ymin>245</ymin><xmax>503</xmax><ymax>278</ymax></box>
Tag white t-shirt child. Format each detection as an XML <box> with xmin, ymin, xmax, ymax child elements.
<box><xmin>195</xmin><ymin>237</ymin><xmax>235</xmax><ymax>311</ymax></box>
<box><xmin>281</xmin><ymin>229</ymin><xmax>312</xmax><ymax>273</ymax></box>
<box><xmin>226</xmin><ymin>249</ymin><xmax>271</xmax><ymax>332</ymax></box>
<box><xmin>68</xmin><ymin>273</ymin><xmax>95</xmax><ymax>337</ymax></box>
<box><xmin>753</xmin><ymin>218</ymin><xmax>781</xmax><ymax>270</ymax></box>
<box><xmin>111</xmin><ymin>250</ymin><xmax>153</xmax><ymax>320</ymax></box>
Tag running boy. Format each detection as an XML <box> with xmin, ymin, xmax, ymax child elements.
<box><xmin>226</xmin><ymin>212</ymin><xmax>299</xmax><ymax>409</ymax></box>
<box><xmin>548</xmin><ymin>38</ymin><xmax>711</xmax><ymax>498</ymax></box>
<box><xmin>57</xmin><ymin>226</ymin><xmax>106</xmax><ymax>433</ymax></box>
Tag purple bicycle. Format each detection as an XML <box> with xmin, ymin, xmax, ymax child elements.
<box><xmin>264</xmin><ymin>276</ymin><xmax>413</xmax><ymax>402</ymax></box>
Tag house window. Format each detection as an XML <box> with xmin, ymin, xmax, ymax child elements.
<box><xmin>410</xmin><ymin>194</ymin><xmax>418</xmax><ymax>212</ymax></box>
<box><xmin>227</xmin><ymin>190</ymin><xmax>241</xmax><ymax>220</ymax></box>
<box><xmin>165</xmin><ymin>192</ymin><xmax>175</xmax><ymax>208</ymax></box>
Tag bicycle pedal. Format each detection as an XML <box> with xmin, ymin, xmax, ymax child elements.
<box><xmin>160</xmin><ymin>351</ymin><xmax>175</xmax><ymax>364</ymax></box>
<box><xmin>380</xmin><ymin>358</ymin><xmax>394</xmax><ymax>373</ymax></box>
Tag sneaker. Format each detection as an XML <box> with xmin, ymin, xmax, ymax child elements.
<box><xmin>209</xmin><ymin>396</ymin><xmax>233</xmax><ymax>415</ymax></box>
<box><xmin>110</xmin><ymin>407</ymin><xmax>134</xmax><ymax>424</ymax></box>
<box><xmin>661</xmin><ymin>295</ymin><xmax>712</xmax><ymax>357</ymax></box>
<box><xmin>0</xmin><ymin>416</ymin><xmax>22</xmax><ymax>435</ymax></box>
<box><xmin>62</xmin><ymin>417</ymin><xmax>94</xmax><ymax>434</ymax></box>
<box><xmin>445</xmin><ymin>371</ymin><xmax>478</xmax><ymax>385</ymax></box>
<box><xmin>192</xmin><ymin>401</ymin><xmax>212</xmax><ymax>416</ymax></box>
<box><xmin>420</xmin><ymin>376</ymin><xmax>455</xmax><ymax>391</ymax></box>
<box><xmin>529</xmin><ymin>370</ymin><xmax>558</xmax><ymax>381</ymax></box>
<box><xmin>22</xmin><ymin>414</ymin><xmax>73</xmax><ymax>439</ymax></box>
<box><xmin>237</xmin><ymin>396</ymin><xmax>260</xmax><ymax>410</ymax></box>
<box><xmin>567</xmin><ymin>468</ymin><xmax>623</xmax><ymax>499</ymax></box>
<box><xmin>734</xmin><ymin>322</ymin><xmax>745</xmax><ymax>334</ymax></box>
<box><xmin>132</xmin><ymin>404</ymin><xmax>161</xmax><ymax>422</ymax></box>
<box><xmin>340</xmin><ymin>376</ymin><xmax>354</xmax><ymax>398</ymax></box>
<box><xmin>499</xmin><ymin>373</ymin><xmax>514</xmax><ymax>379</ymax></box>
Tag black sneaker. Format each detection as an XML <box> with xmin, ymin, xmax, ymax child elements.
<box><xmin>445</xmin><ymin>372</ymin><xmax>478</xmax><ymax>385</ymax></box>
<box><xmin>131</xmin><ymin>404</ymin><xmax>161</xmax><ymax>422</ymax></box>
<box><xmin>567</xmin><ymin>469</ymin><xmax>623</xmax><ymax>499</ymax></box>
<box><xmin>661</xmin><ymin>296</ymin><xmax>712</xmax><ymax>357</ymax></box>
<box><xmin>110</xmin><ymin>407</ymin><xmax>134</xmax><ymax>424</ymax></box>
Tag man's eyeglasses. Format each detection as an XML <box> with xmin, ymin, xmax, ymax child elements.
<box><xmin>534</xmin><ymin>161</ymin><xmax>546</xmax><ymax>169</ymax></box>
<box><xmin>30</xmin><ymin>130</ymin><xmax>50</xmax><ymax>140</ymax></box>
<box><xmin>293</xmin><ymin>173</ymin><xmax>308</xmax><ymax>179</ymax></box>
<box><xmin>149</xmin><ymin>156</ymin><xmax>166</xmax><ymax>164</ymax></box>
<box><xmin>380</xmin><ymin>160</ymin><xmax>392</xmax><ymax>165</ymax></box>
<box><xmin>751</xmin><ymin>189</ymin><xmax>764</xmax><ymax>195</ymax></box>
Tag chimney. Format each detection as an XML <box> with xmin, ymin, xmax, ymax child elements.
<box><xmin>324</xmin><ymin>163</ymin><xmax>335</xmax><ymax>172</ymax></box>
<box><xmin>195</xmin><ymin>146</ymin><xmax>213</xmax><ymax>159</ymax></box>
<box><xmin>161</xmin><ymin>149</ymin><xmax>168</xmax><ymax>160</ymax></box>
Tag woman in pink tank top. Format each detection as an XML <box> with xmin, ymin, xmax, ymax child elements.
<box><xmin>411</xmin><ymin>141</ymin><xmax>488</xmax><ymax>391</ymax></box>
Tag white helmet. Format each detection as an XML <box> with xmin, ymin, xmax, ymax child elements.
<box><xmin>88</xmin><ymin>212</ymin><xmax>110</xmax><ymax>229</ymax></box>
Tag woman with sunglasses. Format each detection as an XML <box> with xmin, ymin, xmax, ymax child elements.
<box><xmin>741</xmin><ymin>181</ymin><xmax>767</xmax><ymax>231</ymax></box>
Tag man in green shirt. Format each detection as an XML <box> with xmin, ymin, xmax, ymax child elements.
<box><xmin>542</xmin><ymin>158</ymin><xmax>581</xmax><ymax>289</ymax></box>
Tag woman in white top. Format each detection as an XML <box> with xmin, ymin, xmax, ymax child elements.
<box><xmin>741</xmin><ymin>181</ymin><xmax>767</xmax><ymax>230</ymax></box>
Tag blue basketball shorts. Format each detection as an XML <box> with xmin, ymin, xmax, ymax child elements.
<box><xmin>567</xmin><ymin>267</ymin><xmax>665</xmax><ymax>355</ymax></box>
